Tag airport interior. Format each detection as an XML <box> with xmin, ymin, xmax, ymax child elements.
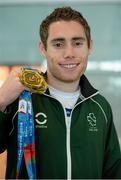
<box><xmin>0</xmin><ymin>0</ymin><xmax>121</xmax><ymax>178</ymax></box>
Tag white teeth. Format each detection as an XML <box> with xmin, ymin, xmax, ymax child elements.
<box><xmin>62</xmin><ymin>64</ymin><xmax>77</xmax><ymax>68</ymax></box>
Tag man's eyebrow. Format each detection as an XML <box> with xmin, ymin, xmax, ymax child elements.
<box><xmin>50</xmin><ymin>38</ymin><xmax>65</xmax><ymax>43</ymax></box>
<box><xmin>72</xmin><ymin>37</ymin><xmax>86</xmax><ymax>41</ymax></box>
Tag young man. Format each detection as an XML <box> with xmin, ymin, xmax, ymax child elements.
<box><xmin>0</xmin><ymin>6</ymin><xmax>121</xmax><ymax>179</ymax></box>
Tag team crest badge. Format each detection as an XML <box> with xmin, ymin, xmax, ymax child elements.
<box><xmin>87</xmin><ymin>113</ymin><xmax>98</xmax><ymax>132</ymax></box>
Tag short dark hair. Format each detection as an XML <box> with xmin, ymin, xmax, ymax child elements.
<box><xmin>39</xmin><ymin>6</ymin><xmax>91</xmax><ymax>49</ymax></box>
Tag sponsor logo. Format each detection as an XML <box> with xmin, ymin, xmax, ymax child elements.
<box><xmin>35</xmin><ymin>112</ymin><xmax>47</xmax><ymax>128</ymax></box>
<box><xmin>87</xmin><ymin>113</ymin><xmax>98</xmax><ymax>132</ymax></box>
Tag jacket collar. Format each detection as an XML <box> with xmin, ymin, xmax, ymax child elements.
<box><xmin>44</xmin><ymin>73</ymin><xmax>98</xmax><ymax>99</ymax></box>
<box><xmin>79</xmin><ymin>74</ymin><xmax>98</xmax><ymax>98</ymax></box>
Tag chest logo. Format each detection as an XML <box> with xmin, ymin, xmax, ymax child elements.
<box><xmin>35</xmin><ymin>112</ymin><xmax>47</xmax><ymax>128</ymax></box>
<box><xmin>87</xmin><ymin>113</ymin><xmax>98</xmax><ymax>132</ymax></box>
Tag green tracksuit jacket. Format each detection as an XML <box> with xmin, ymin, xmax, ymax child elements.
<box><xmin>0</xmin><ymin>75</ymin><xmax>121</xmax><ymax>179</ymax></box>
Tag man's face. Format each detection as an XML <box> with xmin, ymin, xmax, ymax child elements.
<box><xmin>40</xmin><ymin>20</ymin><xmax>92</xmax><ymax>83</ymax></box>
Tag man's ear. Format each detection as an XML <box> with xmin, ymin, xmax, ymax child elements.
<box><xmin>88</xmin><ymin>40</ymin><xmax>93</xmax><ymax>55</ymax></box>
<box><xmin>38</xmin><ymin>40</ymin><xmax>46</xmax><ymax>57</ymax></box>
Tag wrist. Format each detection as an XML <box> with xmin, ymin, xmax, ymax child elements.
<box><xmin>0</xmin><ymin>91</ymin><xmax>7</xmax><ymax>112</ymax></box>
<box><xmin>0</xmin><ymin>101</ymin><xmax>6</xmax><ymax>112</ymax></box>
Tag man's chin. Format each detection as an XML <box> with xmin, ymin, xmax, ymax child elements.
<box><xmin>60</xmin><ymin>77</ymin><xmax>80</xmax><ymax>83</ymax></box>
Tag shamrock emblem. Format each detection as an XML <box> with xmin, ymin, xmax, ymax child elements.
<box><xmin>87</xmin><ymin>113</ymin><xmax>96</xmax><ymax>127</ymax></box>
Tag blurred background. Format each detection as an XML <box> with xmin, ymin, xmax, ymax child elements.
<box><xmin>0</xmin><ymin>0</ymin><xmax>121</xmax><ymax>178</ymax></box>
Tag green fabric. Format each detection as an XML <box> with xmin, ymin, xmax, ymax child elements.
<box><xmin>0</xmin><ymin>75</ymin><xmax>121</xmax><ymax>179</ymax></box>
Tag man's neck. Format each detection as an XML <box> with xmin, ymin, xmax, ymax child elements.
<box><xmin>47</xmin><ymin>75</ymin><xmax>80</xmax><ymax>93</ymax></box>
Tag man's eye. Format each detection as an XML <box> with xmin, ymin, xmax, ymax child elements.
<box><xmin>74</xmin><ymin>41</ymin><xmax>83</xmax><ymax>46</ymax></box>
<box><xmin>53</xmin><ymin>42</ymin><xmax>63</xmax><ymax>48</ymax></box>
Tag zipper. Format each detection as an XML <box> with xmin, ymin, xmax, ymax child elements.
<box><xmin>63</xmin><ymin>109</ymin><xmax>72</xmax><ymax>180</ymax></box>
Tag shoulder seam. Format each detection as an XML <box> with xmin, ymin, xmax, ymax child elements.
<box><xmin>90</xmin><ymin>97</ymin><xmax>108</xmax><ymax>124</ymax></box>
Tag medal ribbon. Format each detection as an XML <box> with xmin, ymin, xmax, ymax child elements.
<box><xmin>16</xmin><ymin>90</ymin><xmax>36</xmax><ymax>179</ymax></box>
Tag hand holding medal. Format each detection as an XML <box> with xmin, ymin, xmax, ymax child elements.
<box><xmin>19</xmin><ymin>67</ymin><xmax>48</xmax><ymax>94</ymax></box>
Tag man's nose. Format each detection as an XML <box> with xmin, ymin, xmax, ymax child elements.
<box><xmin>63</xmin><ymin>44</ymin><xmax>75</xmax><ymax>59</ymax></box>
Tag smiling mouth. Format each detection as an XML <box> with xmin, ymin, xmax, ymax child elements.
<box><xmin>60</xmin><ymin>63</ymin><xmax>79</xmax><ymax>69</ymax></box>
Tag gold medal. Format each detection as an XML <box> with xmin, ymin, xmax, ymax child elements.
<box><xmin>19</xmin><ymin>67</ymin><xmax>48</xmax><ymax>94</ymax></box>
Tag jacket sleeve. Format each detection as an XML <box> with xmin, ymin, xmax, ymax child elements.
<box><xmin>0</xmin><ymin>111</ymin><xmax>11</xmax><ymax>153</ymax></box>
<box><xmin>0</xmin><ymin>100</ymin><xmax>18</xmax><ymax>153</ymax></box>
<box><xmin>102</xmin><ymin>104</ymin><xmax>121</xmax><ymax>179</ymax></box>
